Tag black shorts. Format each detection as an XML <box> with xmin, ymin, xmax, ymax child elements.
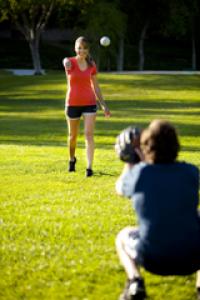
<box><xmin>66</xmin><ymin>105</ymin><xmax>97</xmax><ymax>119</ymax></box>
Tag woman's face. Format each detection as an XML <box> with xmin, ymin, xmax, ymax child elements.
<box><xmin>75</xmin><ymin>42</ymin><xmax>89</xmax><ymax>58</ymax></box>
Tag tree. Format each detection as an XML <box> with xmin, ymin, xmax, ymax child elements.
<box><xmin>77</xmin><ymin>0</ymin><xmax>126</xmax><ymax>71</ymax></box>
<box><xmin>165</xmin><ymin>0</ymin><xmax>200</xmax><ymax>70</ymax></box>
<box><xmin>0</xmin><ymin>0</ymin><xmax>92</xmax><ymax>75</ymax></box>
<box><xmin>0</xmin><ymin>0</ymin><xmax>56</xmax><ymax>74</ymax></box>
<box><xmin>121</xmin><ymin>0</ymin><xmax>170</xmax><ymax>71</ymax></box>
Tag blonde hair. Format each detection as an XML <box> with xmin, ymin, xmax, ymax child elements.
<box><xmin>75</xmin><ymin>36</ymin><xmax>94</xmax><ymax>67</ymax></box>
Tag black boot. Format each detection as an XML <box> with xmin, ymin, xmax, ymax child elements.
<box><xmin>86</xmin><ymin>168</ymin><xmax>93</xmax><ymax>177</ymax></box>
<box><xmin>68</xmin><ymin>157</ymin><xmax>76</xmax><ymax>172</ymax></box>
<box><xmin>119</xmin><ymin>277</ymin><xmax>146</xmax><ymax>300</ymax></box>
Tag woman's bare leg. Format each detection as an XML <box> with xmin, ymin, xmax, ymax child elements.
<box><xmin>83</xmin><ymin>114</ymin><xmax>96</xmax><ymax>169</ymax></box>
<box><xmin>67</xmin><ymin>118</ymin><xmax>80</xmax><ymax>160</ymax></box>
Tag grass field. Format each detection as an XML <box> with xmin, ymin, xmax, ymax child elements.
<box><xmin>0</xmin><ymin>70</ymin><xmax>200</xmax><ymax>300</ymax></box>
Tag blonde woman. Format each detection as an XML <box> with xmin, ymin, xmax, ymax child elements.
<box><xmin>63</xmin><ymin>36</ymin><xmax>110</xmax><ymax>177</ymax></box>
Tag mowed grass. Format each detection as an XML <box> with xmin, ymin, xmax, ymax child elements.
<box><xmin>0</xmin><ymin>70</ymin><xmax>200</xmax><ymax>300</ymax></box>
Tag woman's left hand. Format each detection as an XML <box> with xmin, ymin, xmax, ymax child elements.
<box><xmin>104</xmin><ymin>108</ymin><xmax>111</xmax><ymax>118</ymax></box>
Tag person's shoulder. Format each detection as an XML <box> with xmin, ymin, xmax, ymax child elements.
<box><xmin>65</xmin><ymin>57</ymin><xmax>76</xmax><ymax>70</ymax></box>
<box><xmin>68</xmin><ymin>56</ymin><xmax>76</xmax><ymax>60</ymax></box>
<box><xmin>90</xmin><ymin>60</ymin><xmax>98</xmax><ymax>75</ymax></box>
<box><xmin>177</xmin><ymin>161</ymin><xmax>199</xmax><ymax>177</ymax></box>
<box><xmin>130</xmin><ymin>162</ymin><xmax>148</xmax><ymax>175</ymax></box>
<box><xmin>63</xmin><ymin>56</ymin><xmax>74</xmax><ymax>61</ymax></box>
<box><xmin>137</xmin><ymin>161</ymin><xmax>149</xmax><ymax>170</ymax></box>
<box><xmin>68</xmin><ymin>56</ymin><xmax>76</xmax><ymax>64</ymax></box>
<box><xmin>115</xmin><ymin>162</ymin><xmax>147</xmax><ymax>198</ymax></box>
<box><xmin>178</xmin><ymin>161</ymin><xmax>198</xmax><ymax>170</ymax></box>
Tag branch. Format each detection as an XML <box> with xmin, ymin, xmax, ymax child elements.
<box><xmin>15</xmin><ymin>19</ymin><xmax>27</xmax><ymax>38</ymax></box>
<box><xmin>21</xmin><ymin>12</ymin><xmax>32</xmax><ymax>40</ymax></box>
<box><xmin>29</xmin><ymin>5</ymin><xmax>37</xmax><ymax>31</ymax></box>
<box><xmin>36</xmin><ymin>1</ymin><xmax>54</xmax><ymax>32</ymax></box>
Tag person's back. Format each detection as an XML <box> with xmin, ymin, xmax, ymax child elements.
<box><xmin>132</xmin><ymin>161</ymin><xmax>200</xmax><ymax>274</ymax></box>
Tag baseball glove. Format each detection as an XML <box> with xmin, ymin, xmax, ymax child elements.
<box><xmin>115</xmin><ymin>126</ymin><xmax>141</xmax><ymax>163</ymax></box>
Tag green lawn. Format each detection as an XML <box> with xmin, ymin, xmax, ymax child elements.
<box><xmin>0</xmin><ymin>70</ymin><xmax>200</xmax><ymax>300</ymax></box>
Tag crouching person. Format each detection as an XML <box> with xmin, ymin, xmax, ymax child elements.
<box><xmin>115</xmin><ymin>119</ymin><xmax>200</xmax><ymax>300</ymax></box>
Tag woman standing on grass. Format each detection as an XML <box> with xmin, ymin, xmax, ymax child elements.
<box><xmin>63</xmin><ymin>36</ymin><xmax>110</xmax><ymax>177</ymax></box>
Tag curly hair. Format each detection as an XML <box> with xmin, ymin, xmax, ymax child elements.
<box><xmin>140</xmin><ymin>119</ymin><xmax>180</xmax><ymax>163</ymax></box>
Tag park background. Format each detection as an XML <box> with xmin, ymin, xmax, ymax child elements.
<box><xmin>1</xmin><ymin>0</ymin><xmax>200</xmax><ymax>74</ymax></box>
<box><xmin>0</xmin><ymin>1</ymin><xmax>200</xmax><ymax>300</ymax></box>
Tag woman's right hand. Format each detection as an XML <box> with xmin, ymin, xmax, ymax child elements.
<box><xmin>63</xmin><ymin>58</ymin><xmax>71</xmax><ymax>70</ymax></box>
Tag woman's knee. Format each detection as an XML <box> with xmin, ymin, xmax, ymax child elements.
<box><xmin>69</xmin><ymin>132</ymin><xmax>77</xmax><ymax>143</ymax></box>
<box><xmin>84</xmin><ymin>130</ymin><xmax>94</xmax><ymax>142</ymax></box>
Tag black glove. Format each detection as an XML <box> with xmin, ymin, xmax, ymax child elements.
<box><xmin>115</xmin><ymin>126</ymin><xmax>141</xmax><ymax>163</ymax></box>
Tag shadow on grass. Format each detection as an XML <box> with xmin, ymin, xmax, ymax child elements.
<box><xmin>0</xmin><ymin>99</ymin><xmax>200</xmax><ymax>147</ymax></box>
<box><xmin>0</xmin><ymin>119</ymin><xmax>200</xmax><ymax>149</ymax></box>
<box><xmin>1</xmin><ymin>72</ymin><xmax>200</xmax><ymax>103</ymax></box>
<box><xmin>0</xmin><ymin>97</ymin><xmax>199</xmax><ymax>114</ymax></box>
<box><xmin>99</xmin><ymin>75</ymin><xmax>200</xmax><ymax>91</ymax></box>
<box><xmin>1</xmin><ymin>71</ymin><xmax>200</xmax><ymax>149</ymax></box>
<box><xmin>94</xmin><ymin>171</ymin><xmax>116</xmax><ymax>177</ymax></box>
<box><xmin>0</xmin><ymin>98</ymin><xmax>64</xmax><ymax>113</ymax></box>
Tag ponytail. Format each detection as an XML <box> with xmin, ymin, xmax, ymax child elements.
<box><xmin>86</xmin><ymin>54</ymin><xmax>94</xmax><ymax>67</ymax></box>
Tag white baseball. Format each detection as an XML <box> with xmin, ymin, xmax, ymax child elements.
<box><xmin>100</xmin><ymin>36</ymin><xmax>111</xmax><ymax>47</ymax></box>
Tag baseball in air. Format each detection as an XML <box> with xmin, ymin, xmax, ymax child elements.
<box><xmin>100</xmin><ymin>36</ymin><xmax>111</xmax><ymax>47</ymax></box>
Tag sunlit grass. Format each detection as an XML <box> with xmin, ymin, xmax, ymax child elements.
<box><xmin>0</xmin><ymin>70</ymin><xmax>200</xmax><ymax>300</ymax></box>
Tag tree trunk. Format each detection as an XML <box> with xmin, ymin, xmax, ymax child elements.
<box><xmin>29</xmin><ymin>34</ymin><xmax>42</xmax><ymax>75</ymax></box>
<box><xmin>117</xmin><ymin>36</ymin><xmax>124</xmax><ymax>71</ymax></box>
<box><xmin>13</xmin><ymin>3</ymin><xmax>54</xmax><ymax>76</ymax></box>
<box><xmin>138</xmin><ymin>22</ymin><xmax>149</xmax><ymax>71</ymax></box>
<box><xmin>191</xmin><ymin>21</ymin><xmax>196</xmax><ymax>71</ymax></box>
